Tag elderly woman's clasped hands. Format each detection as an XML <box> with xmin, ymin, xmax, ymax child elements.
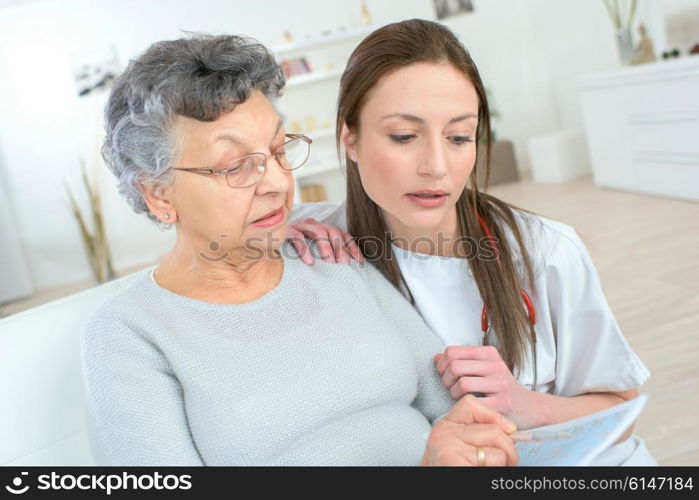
<box><xmin>422</xmin><ymin>394</ymin><xmax>519</xmax><ymax>466</ymax></box>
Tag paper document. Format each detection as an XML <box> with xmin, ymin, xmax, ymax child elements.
<box><xmin>516</xmin><ymin>395</ymin><xmax>648</xmax><ymax>466</ymax></box>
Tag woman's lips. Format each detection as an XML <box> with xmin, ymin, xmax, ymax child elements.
<box><xmin>405</xmin><ymin>190</ymin><xmax>448</xmax><ymax>208</ymax></box>
<box><xmin>251</xmin><ymin>207</ymin><xmax>285</xmax><ymax>227</ymax></box>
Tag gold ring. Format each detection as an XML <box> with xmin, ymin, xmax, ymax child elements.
<box><xmin>476</xmin><ymin>446</ymin><xmax>486</xmax><ymax>466</ymax></box>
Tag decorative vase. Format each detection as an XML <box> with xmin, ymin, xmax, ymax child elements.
<box><xmin>615</xmin><ymin>27</ymin><xmax>634</xmax><ymax>65</ymax></box>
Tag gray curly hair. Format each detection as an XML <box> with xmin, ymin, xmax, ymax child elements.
<box><xmin>102</xmin><ymin>33</ymin><xmax>285</xmax><ymax>222</ymax></box>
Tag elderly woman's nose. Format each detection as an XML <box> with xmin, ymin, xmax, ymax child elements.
<box><xmin>256</xmin><ymin>155</ymin><xmax>292</xmax><ymax>193</ymax></box>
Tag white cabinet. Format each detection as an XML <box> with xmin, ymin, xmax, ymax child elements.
<box><xmin>577</xmin><ymin>57</ymin><xmax>699</xmax><ymax>201</ymax></box>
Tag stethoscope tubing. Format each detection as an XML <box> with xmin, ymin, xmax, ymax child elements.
<box><xmin>476</xmin><ymin>213</ymin><xmax>539</xmax><ymax>391</ymax></box>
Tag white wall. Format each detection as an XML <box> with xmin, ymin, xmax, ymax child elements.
<box><xmin>663</xmin><ymin>0</ymin><xmax>699</xmax><ymax>51</ymax></box>
<box><xmin>0</xmin><ymin>145</ymin><xmax>34</xmax><ymax>303</ymax></box>
<box><xmin>0</xmin><ymin>0</ymin><xmax>649</xmax><ymax>291</ymax></box>
<box><xmin>663</xmin><ymin>0</ymin><xmax>699</xmax><ymax>15</ymax></box>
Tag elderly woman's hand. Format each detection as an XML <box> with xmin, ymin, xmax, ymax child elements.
<box><xmin>421</xmin><ymin>394</ymin><xmax>519</xmax><ymax>466</ymax></box>
<box><xmin>287</xmin><ymin>217</ymin><xmax>365</xmax><ymax>265</ymax></box>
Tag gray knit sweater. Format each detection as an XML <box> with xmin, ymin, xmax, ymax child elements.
<box><xmin>81</xmin><ymin>242</ymin><xmax>454</xmax><ymax>466</ymax></box>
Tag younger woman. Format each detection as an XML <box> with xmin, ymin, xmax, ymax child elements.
<box><xmin>289</xmin><ymin>19</ymin><xmax>654</xmax><ymax>465</ymax></box>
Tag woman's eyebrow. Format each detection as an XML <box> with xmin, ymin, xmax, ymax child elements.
<box><xmin>448</xmin><ymin>113</ymin><xmax>478</xmax><ymax>123</ymax></box>
<box><xmin>380</xmin><ymin>113</ymin><xmax>477</xmax><ymax>123</ymax></box>
<box><xmin>380</xmin><ymin>113</ymin><xmax>423</xmax><ymax>123</ymax></box>
<box><xmin>213</xmin><ymin>118</ymin><xmax>285</xmax><ymax>146</ymax></box>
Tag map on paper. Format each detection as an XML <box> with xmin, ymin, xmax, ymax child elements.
<box><xmin>516</xmin><ymin>395</ymin><xmax>648</xmax><ymax>466</ymax></box>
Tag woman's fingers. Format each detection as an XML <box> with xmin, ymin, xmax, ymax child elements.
<box><xmin>450</xmin><ymin>394</ymin><xmax>517</xmax><ymax>435</ymax></box>
<box><xmin>314</xmin><ymin>237</ymin><xmax>337</xmax><ymax>262</ymax></box>
<box><xmin>325</xmin><ymin>225</ymin><xmax>350</xmax><ymax>264</ymax></box>
<box><xmin>427</xmin><ymin>420</ymin><xmax>518</xmax><ymax>466</ymax></box>
<box><xmin>467</xmin><ymin>395</ymin><xmax>518</xmax><ymax>434</ymax></box>
<box><xmin>449</xmin><ymin>377</ymin><xmax>500</xmax><ymax>400</ymax></box>
<box><xmin>288</xmin><ymin>220</ymin><xmax>335</xmax><ymax>262</ymax></box>
<box><xmin>442</xmin><ymin>394</ymin><xmax>514</xmax><ymax>433</ymax></box>
<box><xmin>288</xmin><ymin>219</ymin><xmax>364</xmax><ymax>263</ymax></box>
<box><xmin>441</xmin><ymin>360</ymin><xmax>492</xmax><ymax>387</ymax></box>
<box><xmin>453</xmin><ymin>423</ymin><xmax>518</xmax><ymax>466</ymax></box>
<box><xmin>435</xmin><ymin>345</ymin><xmax>501</xmax><ymax>373</ymax></box>
<box><xmin>343</xmin><ymin>232</ymin><xmax>365</xmax><ymax>263</ymax></box>
<box><xmin>470</xmin><ymin>445</ymin><xmax>509</xmax><ymax>466</ymax></box>
<box><xmin>425</xmin><ymin>396</ymin><xmax>518</xmax><ymax>466</ymax></box>
<box><xmin>422</xmin><ymin>444</ymin><xmax>507</xmax><ymax>466</ymax></box>
<box><xmin>286</xmin><ymin>228</ymin><xmax>314</xmax><ymax>265</ymax></box>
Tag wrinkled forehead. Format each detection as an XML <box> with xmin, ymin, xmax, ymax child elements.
<box><xmin>172</xmin><ymin>94</ymin><xmax>286</xmax><ymax>160</ymax></box>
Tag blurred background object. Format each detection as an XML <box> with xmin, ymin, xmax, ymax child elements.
<box><xmin>64</xmin><ymin>162</ymin><xmax>115</xmax><ymax>284</ymax></box>
<box><xmin>527</xmin><ymin>129</ymin><xmax>590</xmax><ymax>184</ymax></box>
<box><xmin>630</xmin><ymin>23</ymin><xmax>657</xmax><ymax>64</ymax></box>
<box><xmin>603</xmin><ymin>0</ymin><xmax>640</xmax><ymax>65</ymax></box>
<box><xmin>299</xmin><ymin>183</ymin><xmax>328</xmax><ymax>203</ymax></box>
<box><xmin>578</xmin><ymin>57</ymin><xmax>699</xmax><ymax>202</ymax></box>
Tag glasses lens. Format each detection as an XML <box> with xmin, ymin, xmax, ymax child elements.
<box><xmin>277</xmin><ymin>137</ymin><xmax>309</xmax><ymax>171</ymax></box>
<box><xmin>224</xmin><ymin>153</ymin><xmax>265</xmax><ymax>188</ymax></box>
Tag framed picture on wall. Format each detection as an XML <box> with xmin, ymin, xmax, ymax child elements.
<box><xmin>72</xmin><ymin>46</ymin><xmax>119</xmax><ymax>98</ymax></box>
<box><xmin>433</xmin><ymin>0</ymin><xmax>474</xmax><ymax>20</ymax></box>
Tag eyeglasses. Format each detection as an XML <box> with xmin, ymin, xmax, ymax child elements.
<box><xmin>173</xmin><ymin>134</ymin><xmax>312</xmax><ymax>188</ymax></box>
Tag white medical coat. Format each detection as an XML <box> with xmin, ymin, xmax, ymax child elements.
<box><xmin>289</xmin><ymin>200</ymin><xmax>654</xmax><ymax>465</ymax></box>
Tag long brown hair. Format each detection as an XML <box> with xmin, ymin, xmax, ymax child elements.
<box><xmin>336</xmin><ymin>19</ymin><xmax>538</xmax><ymax>377</ymax></box>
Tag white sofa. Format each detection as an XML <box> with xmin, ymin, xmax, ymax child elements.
<box><xmin>0</xmin><ymin>272</ymin><xmax>141</xmax><ymax>465</ymax></box>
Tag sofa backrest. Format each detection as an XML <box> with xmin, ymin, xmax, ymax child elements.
<box><xmin>0</xmin><ymin>272</ymin><xmax>142</xmax><ymax>465</ymax></box>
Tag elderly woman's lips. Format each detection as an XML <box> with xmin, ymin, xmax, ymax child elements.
<box><xmin>251</xmin><ymin>207</ymin><xmax>285</xmax><ymax>227</ymax></box>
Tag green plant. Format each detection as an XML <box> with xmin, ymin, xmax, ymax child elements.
<box><xmin>64</xmin><ymin>161</ymin><xmax>115</xmax><ymax>283</ymax></box>
<box><xmin>603</xmin><ymin>0</ymin><xmax>638</xmax><ymax>30</ymax></box>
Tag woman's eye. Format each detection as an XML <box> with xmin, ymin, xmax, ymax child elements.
<box><xmin>223</xmin><ymin>155</ymin><xmax>258</xmax><ymax>175</ymax></box>
<box><xmin>450</xmin><ymin>136</ymin><xmax>474</xmax><ymax>145</ymax></box>
<box><xmin>389</xmin><ymin>134</ymin><xmax>416</xmax><ymax>144</ymax></box>
<box><xmin>222</xmin><ymin>165</ymin><xmax>244</xmax><ymax>175</ymax></box>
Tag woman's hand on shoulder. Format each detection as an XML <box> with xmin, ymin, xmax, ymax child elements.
<box><xmin>287</xmin><ymin>217</ymin><xmax>365</xmax><ymax>265</ymax></box>
<box><xmin>434</xmin><ymin>345</ymin><xmax>539</xmax><ymax>429</ymax></box>
<box><xmin>422</xmin><ymin>394</ymin><xmax>519</xmax><ymax>466</ymax></box>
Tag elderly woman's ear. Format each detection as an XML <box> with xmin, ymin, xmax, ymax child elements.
<box><xmin>141</xmin><ymin>181</ymin><xmax>177</xmax><ymax>224</ymax></box>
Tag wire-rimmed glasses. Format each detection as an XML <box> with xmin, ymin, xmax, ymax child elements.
<box><xmin>172</xmin><ymin>134</ymin><xmax>312</xmax><ymax>188</ymax></box>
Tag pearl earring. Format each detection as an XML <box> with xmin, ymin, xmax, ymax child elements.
<box><xmin>164</xmin><ymin>213</ymin><xmax>171</xmax><ymax>221</ymax></box>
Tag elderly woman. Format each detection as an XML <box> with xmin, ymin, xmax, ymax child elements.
<box><xmin>82</xmin><ymin>34</ymin><xmax>518</xmax><ymax>466</ymax></box>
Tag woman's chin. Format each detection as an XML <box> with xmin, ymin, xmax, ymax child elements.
<box><xmin>246</xmin><ymin>221</ymin><xmax>288</xmax><ymax>252</ymax></box>
<box><xmin>395</xmin><ymin>211</ymin><xmax>451</xmax><ymax>233</ymax></box>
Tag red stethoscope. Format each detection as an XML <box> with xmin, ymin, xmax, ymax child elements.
<box><xmin>476</xmin><ymin>213</ymin><xmax>539</xmax><ymax>390</ymax></box>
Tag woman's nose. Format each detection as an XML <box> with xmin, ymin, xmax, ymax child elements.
<box><xmin>255</xmin><ymin>154</ymin><xmax>292</xmax><ymax>194</ymax></box>
<box><xmin>417</xmin><ymin>138</ymin><xmax>448</xmax><ymax>178</ymax></box>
